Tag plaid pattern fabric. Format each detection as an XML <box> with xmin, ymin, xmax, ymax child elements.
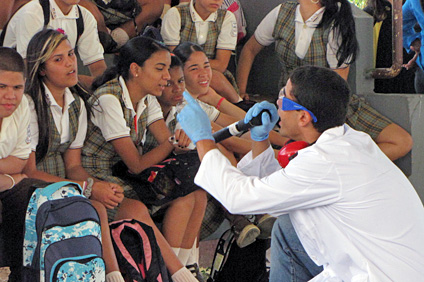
<box><xmin>200</xmin><ymin>194</ymin><xmax>225</xmax><ymax>240</ymax></box>
<box><xmin>177</xmin><ymin>5</ymin><xmax>226</xmax><ymax>59</ymax></box>
<box><xmin>36</xmin><ymin>93</ymin><xmax>81</xmax><ymax>178</ymax></box>
<box><xmin>272</xmin><ymin>1</ymin><xmax>330</xmax><ymax>88</ymax></box>
<box><xmin>143</xmin><ymin>111</ymin><xmax>177</xmax><ymax>154</ymax></box>
<box><xmin>82</xmin><ymin>78</ymin><xmax>148</xmax><ymax>191</ymax></box>
<box><xmin>346</xmin><ymin>94</ymin><xmax>392</xmax><ymax>140</ymax></box>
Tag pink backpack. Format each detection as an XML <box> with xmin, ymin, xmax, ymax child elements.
<box><xmin>110</xmin><ymin>219</ymin><xmax>169</xmax><ymax>282</ymax></box>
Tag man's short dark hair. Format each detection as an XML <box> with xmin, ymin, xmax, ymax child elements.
<box><xmin>0</xmin><ymin>47</ymin><xmax>25</xmax><ymax>75</ymax></box>
<box><xmin>289</xmin><ymin>66</ymin><xmax>351</xmax><ymax>133</ymax></box>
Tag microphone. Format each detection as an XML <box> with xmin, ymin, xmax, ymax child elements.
<box><xmin>213</xmin><ymin>110</ymin><xmax>270</xmax><ymax>143</ymax></box>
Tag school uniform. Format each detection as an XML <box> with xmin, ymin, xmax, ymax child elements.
<box><xmin>254</xmin><ymin>1</ymin><xmax>344</xmax><ymax>88</ymax></box>
<box><xmin>254</xmin><ymin>1</ymin><xmax>391</xmax><ymax>140</ymax></box>
<box><xmin>81</xmin><ymin>77</ymin><xmax>163</xmax><ymax>218</ymax></box>
<box><xmin>28</xmin><ymin>85</ymin><xmax>87</xmax><ymax>178</ymax></box>
<box><xmin>3</xmin><ymin>0</ymin><xmax>104</xmax><ymax>66</ymax></box>
<box><xmin>161</xmin><ymin>1</ymin><xmax>239</xmax><ymax>90</ymax></box>
<box><xmin>143</xmin><ymin>91</ymin><xmax>220</xmax><ymax>153</ymax></box>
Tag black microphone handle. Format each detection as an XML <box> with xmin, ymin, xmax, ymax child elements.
<box><xmin>213</xmin><ymin>109</ymin><xmax>270</xmax><ymax>143</ymax></box>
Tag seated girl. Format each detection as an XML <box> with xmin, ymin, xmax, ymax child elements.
<box><xmin>22</xmin><ymin>29</ymin><xmax>128</xmax><ymax>282</ymax></box>
<box><xmin>171</xmin><ymin>45</ymin><xmax>278</xmax><ymax>248</ymax></box>
<box><xmin>161</xmin><ymin>0</ymin><xmax>242</xmax><ymax>103</ymax></box>
<box><xmin>80</xmin><ymin>35</ymin><xmax>205</xmax><ymax>282</ymax></box>
<box><xmin>173</xmin><ymin>41</ymin><xmax>288</xmax><ymax>152</ymax></box>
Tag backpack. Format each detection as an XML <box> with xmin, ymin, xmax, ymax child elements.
<box><xmin>112</xmin><ymin>151</ymin><xmax>201</xmax><ymax>208</ymax></box>
<box><xmin>109</xmin><ymin>219</ymin><xmax>170</xmax><ymax>282</ymax></box>
<box><xmin>0</xmin><ymin>0</ymin><xmax>84</xmax><ymax>46</ymax></box>
<box><xmin>22</xmin><ymin>181</ymin><xmax>105</xmax><ymax>282</ymax></box>
<box><xmin>208</xmin><ymin>229</ymin><xmax>269</xmax><ymax>282</ymax></box>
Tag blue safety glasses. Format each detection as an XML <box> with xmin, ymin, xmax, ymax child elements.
<box><xmin>278</xmin><ymin>88</ymin><xmax>318</xmax><ymax>122</ymax></box>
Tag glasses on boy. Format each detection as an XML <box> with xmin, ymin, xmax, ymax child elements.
<box><xmin>278</xmin><ymin>88</ymin><xmax>318</xmax><ymax>122</ymax></box>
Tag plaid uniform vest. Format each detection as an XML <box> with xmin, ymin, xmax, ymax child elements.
<box><xmin>272</xmin><ymin>1</ymin><xmax>330</xmax><ymax>88</ymax></box>
<box><xmin>36</xmin><ymin>92</ymin><xmax>81</xmax><ymax>178</ymax></box>
<box><xmin>82</xmin><ymin>78</ymin><xmax>148</xmax><ymax>179</ymax></box>
<box><xmin>143</xmin><ymin>111</ymin><xmax>177</xmax><ymax>154</ymax></box>
<box><xmin>176</xmin><ymin>5</ymin><xmax>226</xmax><ymax>59</ymax></box>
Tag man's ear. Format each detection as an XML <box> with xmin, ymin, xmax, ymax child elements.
<box><xmin>298</xmin><ymin>110</ymin><xmax>313</xmax><ymax>127</ymax></box>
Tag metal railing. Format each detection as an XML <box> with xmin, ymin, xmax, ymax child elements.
<box><xmin>367</xmin><ymin>0</ymin><xmax>403</xmax><ymax>79</ymax></box>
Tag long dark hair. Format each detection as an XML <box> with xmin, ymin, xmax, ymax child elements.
<box><xmin>173</xmin><ymin>42</ymin><xmax>206</xmax><ymax>65</ymax></box>
<box><xmin>25</xmin><ymin>29</ymin><xmax>91</xmax><ymax>163</ymax></box>
<box><xmin>319</xmin><ymin>0</ymin><xmax>359</xmax><ymax>67</ymax></box>
<box><xmin>92</xmin><ymin>36</ymin><xmax>170</xmax><ymax>91</ymax></box>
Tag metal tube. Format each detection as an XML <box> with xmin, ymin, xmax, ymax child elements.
<box><xmin>367</xmin><ymin>0</ymin><xmax>403</xmax><ymax>79</ymax></box>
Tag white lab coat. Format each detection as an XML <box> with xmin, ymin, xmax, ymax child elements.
<box><xmin>195</xmin><ymin>124</ymin><xmax>424</xmax><ymax>281</ymax></box>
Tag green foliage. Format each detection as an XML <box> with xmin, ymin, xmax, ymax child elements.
<box><xmin>349</xmin><ymin>0</ymin><xmax>367</xmax><ymax>9</ymax></box>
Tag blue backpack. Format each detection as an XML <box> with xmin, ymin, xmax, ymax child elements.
<box><xmin>22</xmin><ymin>181</ymin><xmax>105</xmax><ymax>282</ymax></box>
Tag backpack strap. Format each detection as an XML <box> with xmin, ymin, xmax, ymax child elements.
<box><xmin>208</xmin><ymin>229</ymin><xmax>235</xmax><ymax>281</ymax></box>
<box><xmin>40</xmin><ymin>0</ymin><xmax>84</xmax><ymax>45</ymax></box>
<box><xmin>0</xmin><ymin>1</ymin><xmax>31</xmax><ymax>46</ymax></box>
<box><xmin>76</xmin><ymin>5</ymin><xmax>84</xmax><ymax>45</ymax></box>
<box><xmin>39</xmin><ymin>0</ymin><xmax>50</xmax><ymax>27</ymax></box>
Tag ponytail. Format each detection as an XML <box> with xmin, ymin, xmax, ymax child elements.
<box><xmin>320</xmin><ymin>0</ymin><xmax>359</xmax><ymax>67</ymax></box>
<box><xmin>91</xmin><ymin>65</ymin><xmax>119</xmax><ymax>91</ymax></box>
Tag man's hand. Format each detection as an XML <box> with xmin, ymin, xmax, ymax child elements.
<box><xmin>177</xmin><ymin>91</ymin><xmax>214</xmax><ymax>144</ymax></box>
<box><xmin>244</xmin><ymin>101</ymin><xmax>279</xmax><ymax>141</ymax></box>
<box><xmin>91</xmin><ymin>182</ymin><xmax>124</xmax><ymax>210</ymax></box>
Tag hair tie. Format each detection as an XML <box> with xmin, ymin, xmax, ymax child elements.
<box><xmin>57</xmin><ymin>28</ymin><xmax>65</xmax><ymax>35</ymax></box>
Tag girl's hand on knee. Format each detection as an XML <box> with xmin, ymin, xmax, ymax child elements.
<box><xmin>91</xmin><ymin>182</ymin><xmax>124</xmax><ymax>209</ymax></box>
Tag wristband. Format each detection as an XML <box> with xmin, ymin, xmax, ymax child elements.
<box><xmin>216</xmin><ymin>97</ymin><xmax>226</xmax><ymax>110</ymax></box>
<box><xmin>4</xmin><ymin>174</ymin><xmax>15</xmax><ymax>190</ymax></box>
<box><xmin>83</xmin><ymin>178</ymin><xmax>94</xmax><ymax>199</ymax></box>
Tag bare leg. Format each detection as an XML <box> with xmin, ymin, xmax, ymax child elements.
<box><xmin>210</xmin><ymin>69</ymin><xmax>241</xmax><ymax>103</ymax></box>
<box><xmin>90</xmin><ymin>200</ymin><xmax>120</xmax><ymax>273</ymax></box>
<box><xmin>162</xmin><ymin>193</ymin><xmax>196</xmax><ymax>248</ymax></box>
<box><xmin>177</xmin><ymin>190</ymin><xmax>207</xmax><ymax>249</ymax></box>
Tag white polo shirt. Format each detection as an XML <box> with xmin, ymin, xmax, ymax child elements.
<box><xmin>254</xmin><ymin>4</ymin><xmax>347</xmax><ymax>69</ymax></box>
<box><xmin>0</xmin><ymin>95</ymin><xmax>31</xmax><ymax>159</ymax></box>
<box><xmin>28</xmin><ymin>85</ymin><xmax>87</xmax><ymax>150</ymax></box>
<box><xmin>90</xmin><ymin>76</ymin><xmax>164</xmax><ymax>143</ymax></box>
<box><xmin>161</xmin><ymin>0</ymin><xmax>237</xmax><ymax>50</ymax></box>
<box><xmin>3</xmin><ymin>0</ymin><xmax>104</xmax><ymax>66</ymax></box>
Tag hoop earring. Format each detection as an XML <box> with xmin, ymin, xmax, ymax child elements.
<box><xmin>311</xmin><ymin>0</ymin><xmax>320</xmax><ymax>4</ymax></box>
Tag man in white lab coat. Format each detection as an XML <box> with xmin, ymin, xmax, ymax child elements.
<box><xmin>177</xmin><ymin>65</ymin><xmax>424</xmax><ymax>281</ymax></box>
